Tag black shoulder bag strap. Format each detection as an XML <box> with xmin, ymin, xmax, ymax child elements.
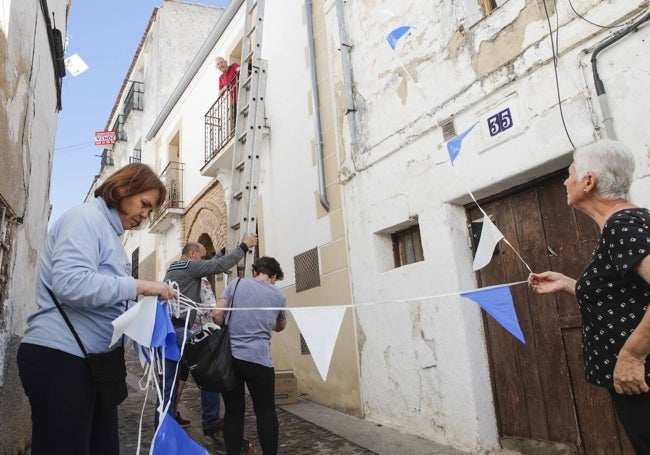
<box><xmin>45</xmin><ymin>285</ymin><xmax>89</xmax><ymax>358</ymax></box>
<box><xmin>45</xmin><ymin>285</ymin><xmax>126</xmax><ymax>357</ymax></box>
<box><xmin>225</xmin><ymin>277</ymin><xmax>242</xmax><ymax>326</ymax></box>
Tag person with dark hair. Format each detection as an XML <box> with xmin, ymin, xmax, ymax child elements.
<box><xmin>212</xmin><ymin>256</ymin><xmax>287</xmax><ymax>455</ymax></box>
<box><xmin>17</xmin><ymin>163</ymin><xmax>177</xmax><ymax>455</ymax></box>
<box><xmin>159</xmin><ymin>236</ymin><xmax>257</xmax><ymax>439</ymax></box>
<box><xmin>528</xmin><ymin>140</ymin><xmax>650</xmax><ymax>453</ymax></box>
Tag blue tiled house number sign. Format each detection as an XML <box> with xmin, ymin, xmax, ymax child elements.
<box><xmin>487</xmin><ymin>107</ymin><xmax>513</xmax><ymax>137</ymax></box>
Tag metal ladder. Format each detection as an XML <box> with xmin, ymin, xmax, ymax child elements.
<box><xmin>226</xmin><ymin>0</ymin><xmax>267</xmax><ymax>277</ymax></box>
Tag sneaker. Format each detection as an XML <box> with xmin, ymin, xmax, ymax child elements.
<box><xmin>175</xmin><ymin>411</ymin><xmax>191</xmax><ymax>428</ymax></box>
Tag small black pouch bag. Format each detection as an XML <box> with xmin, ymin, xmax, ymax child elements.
<box><xmin>86</xmin><ymin>346</ymin><xmax>128</xmax><ymax>413</ymax></box>
<box><xmin>46</xmin><ymin>286</ymin><xmax>128</xmax><ymax>413</ymax></box>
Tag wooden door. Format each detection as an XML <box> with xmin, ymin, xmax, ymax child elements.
<box><xmin>467</xmin><ymin>171</ymin><xmax>634</xmax><ymax>454</ymax></box>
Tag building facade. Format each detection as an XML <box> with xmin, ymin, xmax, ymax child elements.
<box><xmin>86</xmin><ymin>0</ymin><xmax>650</xmax><ymax>453</ymax></box>
<box><xmin>0</xmin><ymin>0</ymin><xmax>70</xmax><ymax>452</ymax></box>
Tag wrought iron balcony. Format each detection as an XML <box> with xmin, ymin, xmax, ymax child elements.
<box><xmin>149</xmin><ymin>161</ymin><xmax>184</xmax><ymax>234</ymax></box>
<box><xmin>129</xmin><ymin>148</ymin><xmax>141</xmax><ymax>163</ymax></box>
<box><xmin>123</xmin><ymin>81</ymin><xmax>144</xmax><ymax>119</ymax></box>
<box><xmin>112</xmin><ymin>114</ymin><xmax>127</xmax><ymax>142</ymax></box>
<box><xmin>204</xmin><ymin>74</ymin><xmax>238</xmax><ymax>165</ymax></box>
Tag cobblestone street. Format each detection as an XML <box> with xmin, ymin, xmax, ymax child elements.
<box><xmin>120</xmin><ymin>351</ymin><xmax>377</xmax><ymax>455</ymax></box>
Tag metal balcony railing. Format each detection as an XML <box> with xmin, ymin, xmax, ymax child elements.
<box><xmin>100</xmin><ymin>149</ymin><xmax>114</xmax><ymax>171</ymax></box>
<box><xmin>112</xmin><ymin>114</ymin><xmax>127</xmax><ymax>142</ymax></box>
<box><xmin>129</xmin><ymin>148</ymin><xmax>141</xmax><ymax>163</ymax></box>
<box><xmin>123</xmin><ymin>81</ymin><xmax>144</xmax><ymax>119</ymax></box>
<box><xmin>150</xmin><ymin>161</ymin><xmax>184</xmax><ymax>225</ymax></box>
<box><xmin>204</xmin><ymin>74</ymin><xmax>238</xmax><ymax>164</ymax></box>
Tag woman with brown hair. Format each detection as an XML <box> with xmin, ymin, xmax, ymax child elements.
<box><xmin>18</xmin><ymin>163</ymin><xmax>177</xmax><ymax>455</ymax></box>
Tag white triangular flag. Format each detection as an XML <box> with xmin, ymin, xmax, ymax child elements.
<box><xmin>65</xmin><ymin>53</ymin><xmax>89</xmax><ymax>77</ymax></box>
<box><xmin>110</xmin><ymin>296</ymin><xmax>158</xmax><ymax>346</ymax></box>
<box><xmin>472</xmin><ymin>216</ymin><xmax>504</xmax><ymax>271</ymax></box>
<box><xmin>291</xmin><ymin>306</ymin><xmax>347</xmax><ymax>381</ymax></box>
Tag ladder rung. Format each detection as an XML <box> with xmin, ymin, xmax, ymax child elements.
<box><xmin>237</xmin><ymin>131</ymin><xmax>248</xmax><ymax>143</ymax></box>
<box><xmin>243</xmin><ymin>49</ymin><xmax>254</xmax><ymax>66</ymax></box>
<box><xmin>235</xmin><ymin>160</ymin><xmax>246</xmax><ymax>171</ymax></box>
<box><xmin>239</xmin><ymin>103</ymin><xmax>250</xmax><ymax>117</ymax></box>
<box><xmin>233</xmin><ymin>191</ymin><xmax>243</xmax><ymax>200</ymax></box>
<box><xmin>245</xmin><ymin>24</ymin><xmax>256</xmax><ymax>39</ymax></box>
<box><xmin>230</xmin><ymin>222</ymin><xmax>240</xmax><ymax>230</ymax></box>
<box><xmin>242</xmin><ymin>75</ymin><xmax>252</xmax><ymax>90</ymax></box>
<box><xmin>247</xmin><ymin>0</ymin><xmax>258</xmax><ymax>14</ymax></box>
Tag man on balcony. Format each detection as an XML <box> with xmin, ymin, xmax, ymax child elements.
<box><xmin>216</xmin><ymin>56</ymin><xmax>240</xmax><ymax>134</ymax></box>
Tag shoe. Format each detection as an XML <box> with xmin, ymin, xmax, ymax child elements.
<box><xmin>202</xmin><ymin>418</ymin><xmax>224</xmax><ymax>436</ymax></box>
<box><xmin>175</xmin><ymin>411</ymin><xmax>191</xmax><ymax>428</ymax></box>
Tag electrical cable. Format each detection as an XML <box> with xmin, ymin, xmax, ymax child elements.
<box><xmin>542</xmin><ymin>0</ymin><xmax>576</xmax><ymax>149</ymax></box>
<box><xmin>567</xmin><ymin>0</ymin><xmax>628</xmax><ymax>29</ymax></box>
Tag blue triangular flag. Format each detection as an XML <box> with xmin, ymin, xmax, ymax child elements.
<box><xmin>446</xmin><ymin>122</ymin><xmax>478</xmax><ymax>165</ymax></box>
<box><xmin>151</xmin><ymin>413</ymin><xmax>209</xmax><ymax>455</ymax></box>
<box><xmin>386</xmin><ymin>26</ymin><xmax>412</xmax><ymax>50</ymax></box>
<box><xmin>151</xmin><ymin>302</ymin><xmax>180</xmax><ymax>361</ymax></box>
<box><xmin>461</xmin><ymin>285</ymin><xmax>525</xmax><ymax>343</ymax></box>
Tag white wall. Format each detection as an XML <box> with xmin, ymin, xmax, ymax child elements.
<box><xmin>258</xmin><ymin>0</ymin><xmax>334</xmax><ymax>286</ymax></box>
<box><xmin>0</xmin><ymin>0</ymin><xmax>68</xmax><ymax>451</ymax></box>
<box><xmin>339</xmin><ymin>0</ymin><xmax>650</xmax><ymax>451</ymax></box>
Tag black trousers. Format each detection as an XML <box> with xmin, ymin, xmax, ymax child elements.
<box><xmin>17</xmin><ymin>343</ymin><xmax>119</xmax><ymax>455</ymax></box>
<box><xmin>609</xmin><ymin>388</ymin><xmax>650</xmax><ymax>454</ymax></box>
<box><xmin>222</xmin><ymin>357</ymin><xmax>278</xmax><ymax>455</ymax></box>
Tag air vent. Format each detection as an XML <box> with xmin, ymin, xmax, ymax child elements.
<box><xmin>441</xmin><ymin>117</ymin><xmax>457</xmax><ymax>141</ymax></box>
<box><xmin>294</xmin><ymin>247</ymin><xmax>320</xmax><ymax>292</ymax></box>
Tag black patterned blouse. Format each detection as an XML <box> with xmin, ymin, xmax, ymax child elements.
<box><xmin>575</xmin><ymin>208</ymin><xmax>650</xmax><ymax>387</ymax></box>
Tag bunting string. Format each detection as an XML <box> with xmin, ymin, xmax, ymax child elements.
<box><xmin>168</xmin><ymin>279</ymin><xmax>529</xmax><ymax>313</ymax></box>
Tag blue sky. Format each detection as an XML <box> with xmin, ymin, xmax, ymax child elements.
<box><xmin>51</xmin><ymin>0</ymin><xmax>230</xmax><ymax>223</ymax></box>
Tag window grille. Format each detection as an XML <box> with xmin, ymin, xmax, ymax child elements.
<box><xmin>300</xmin><ymin>333</ymin><xmax>311</xmax><ymax>355</ymax></box>
<box><xmin>441</xmin><ymin>118</ymin><xmax>457</xmax><ymax>142</ymax></box>
<box><xmin>294</xmin><ymin>247</ymin><xmax>320</xmax><ymax>292</ymax></box>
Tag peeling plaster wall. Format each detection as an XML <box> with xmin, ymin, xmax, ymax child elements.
<box><xmin>338</xmin><ymin>0</ymin><xmax>650</xmax><ymax>452</ymax></box>
<box><xmin>0</xmin><ymin>0</ymin><xmax>68</xmax><ymax>452</ymax></box>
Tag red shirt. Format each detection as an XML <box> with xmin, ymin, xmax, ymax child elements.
<box><xmin>219</xmin><ymin>63</ymin><xmax>240</xmax><ymax>103</ymax></box>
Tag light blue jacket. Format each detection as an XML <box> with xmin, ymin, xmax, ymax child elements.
<box><xmin>22</xmin><ymin>197</ymin><xmax>137</xmax><ymax>357</ymax></box>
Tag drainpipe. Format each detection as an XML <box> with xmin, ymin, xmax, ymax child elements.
<box><xmin>591</xmin><ymin>11</ymin><xmax>650</xmax><ymax>140</ymax></box>
<box><xmin>305</xmin><ymin>0</ymin><xmax>330</xmax><ymax>212</ymax></box>
<box><xmin>335</xmin><ymin>0</ymin><xmax>359</xmax><ymax>151</ymax></box>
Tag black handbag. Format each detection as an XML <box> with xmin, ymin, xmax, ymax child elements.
<box><xmin>46</xmin><ymin>286</ymin><xmax>128</xmax><ymax>413</ymax></box>
<box><xmin>182</xmin><ymin>278</ymin><xmax>240</xmax><ymax>392</ymax></box>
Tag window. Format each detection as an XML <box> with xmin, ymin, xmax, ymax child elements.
<box><xmin>391</xmin><ymin>224</ymin><xmax>424</xmax><ymax>268</ymax></box>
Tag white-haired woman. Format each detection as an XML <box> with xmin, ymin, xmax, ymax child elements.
<box><xmin>528</xmin><ymin>140</ymin><xmax>650</xmax><ymax>453</ymax></box>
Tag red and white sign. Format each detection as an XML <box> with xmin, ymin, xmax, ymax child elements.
<box><xmin>95</xmin><ymin>131</ymin><xmax>117</xmax><ymax>146</ymax></box>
